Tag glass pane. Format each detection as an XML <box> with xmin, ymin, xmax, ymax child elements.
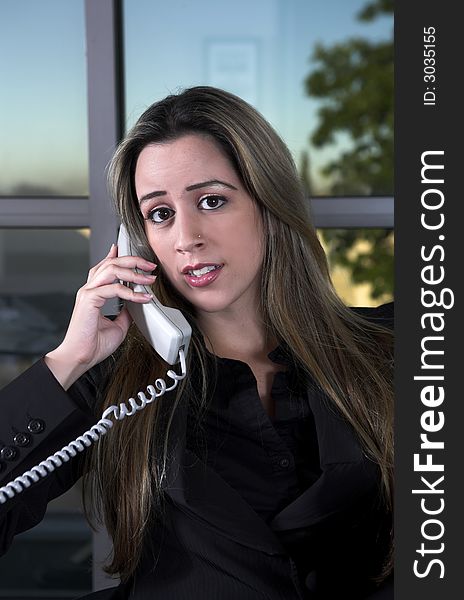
<box><xmin>123</xmin><ymin>0</ymin><xmax>393</xmax><ymax>196</ymax></box>
<box><xmin>0</xmin><ymin>228</ymin><xmax>89</xmax><ymax>387</ymax></box>
<box><xmin>0</xmin><ymin>228</ymin><xmax>91</xmax><ymax>598</ymax></box>
<box><xmin>0</xmin><ymin>0</ymin><xmax>88</xmax><ymax>196</ymax></box>
<box><xmin>317</xmin><ymin>228</ymin><xmax>394</xmax><ymax>306</ymax></box>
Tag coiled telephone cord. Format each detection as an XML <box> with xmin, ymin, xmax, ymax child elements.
<box><xmin>0</xmin><ymin>349</ymin><xmax>187</xmax><ymax>505</ymax></box>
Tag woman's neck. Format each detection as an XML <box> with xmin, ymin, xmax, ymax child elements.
<box><xmin>197</xmin><ymin>308</ymin><xmax>276</xmax><ymax>362</ymax></box>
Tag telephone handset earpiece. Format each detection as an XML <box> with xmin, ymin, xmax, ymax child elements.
<box><xmin>0</xmin><ymin>225</ymin><xmax>191</xmax><ymax>505</ymax></box>
<box><xmin>117</xmin><ymin>224</ymin><xmax>191</xmax><ymax>365</ymax></box>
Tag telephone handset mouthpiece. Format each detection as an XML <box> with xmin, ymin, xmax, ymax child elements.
<box><xmin>117</xmin><ymin>224</ymin><xmax>191</xmax><ymax>365</ymax></box>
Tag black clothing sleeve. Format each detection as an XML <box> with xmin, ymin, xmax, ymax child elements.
<box><xmin>0</xmin><ymin>358</ymin><xmax>102</xmax><ymax>557</ymax></box>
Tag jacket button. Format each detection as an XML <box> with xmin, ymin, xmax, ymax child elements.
<box><xmin>279</xmin><ymin>457</ymin><xmax>290</xmax><ymax>469</ymax></box>
<box><xmin>13</xmin><ymin>432</ymin><xmax>32</xmax><ymax>447</ymax></box>
<box><xmin>27</xmin><ymin>419</ymin><xmax>45</xmax><ymax>434</ymax></box>
<box><xmin>0</xmin><ymin>446</ymin><xmax>18</xmax><ymax>461</ymax></box>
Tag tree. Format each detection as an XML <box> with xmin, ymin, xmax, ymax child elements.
<box><xmin>305</xmin><ymin>0</ymin><xmax>393</xmax><ymax>300</ymax></box>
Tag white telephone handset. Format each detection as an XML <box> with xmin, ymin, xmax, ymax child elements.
<box><xmin>0</xmin><ymin>225</ymin><xmax>191</xmax><ymax>504</ymax></box>
<box><xmin>117</xmin><ymin>224</ymin><xmax>191</xmax><ymax>365</ymax></box>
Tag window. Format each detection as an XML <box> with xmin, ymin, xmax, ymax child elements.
<box><xmin>0</xmin><ymin>0</ymin><xmax>88</xmax><ymax>197</ymax></box>
<box><xmin>123</xmin><ymin>0</ymin><xmax>393</xmax><ymax>197</ymax></box>
<box><xmin>0</xmin><ymin>1</ymin><xmax>394</xmax><ymax>595</ymax></box>
<box><xmin>0</xmin><ymin>229</ymin><xmax>89</xmax><ymax>385</ymax></box>
<box><xmin>123</xmin><ymin>0</ymin><xmax>394</xmax><ymax>305</ymax></box>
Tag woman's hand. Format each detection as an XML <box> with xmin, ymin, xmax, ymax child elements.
<box><xmin>45</xmin><ymin>244</ymin><xmax>157</xmax><ymax>390</ymax></box>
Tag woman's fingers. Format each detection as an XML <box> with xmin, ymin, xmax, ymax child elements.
<box><xmin>87</xmin><ymin>244</ymin><xmax>119</xmax><ymax>281</ymax></box>
<box><xmin>86</xmin><ymin>256</ymin><xmax>157</xmax><ymax>287</ymax></box>
<box><xmin>77</xmin><ymin>282</ymin><xmax>153</xmax><ymax>309</ymax></box>
<box><xmin>105</xmin><ymin>254</ymin><xmax>156</xmax><ymax>271</ymax></box>
<box><xmin>86</xmin><ymin>267</ymin><xmax>156</xmax><ymax>290</ymax></box>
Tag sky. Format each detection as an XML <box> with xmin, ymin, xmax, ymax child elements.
<box><xmin>0</xmin><ymin>0</ymin><xmax>392</xmax><ymax>196</ymax></box>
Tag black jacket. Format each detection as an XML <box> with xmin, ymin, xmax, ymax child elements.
<box><xmin>0</xmin><ymin>303</ymin><xmax>394</xmax><ymax>599</ymax></box>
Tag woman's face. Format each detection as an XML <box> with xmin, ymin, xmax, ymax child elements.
<box><xmin>134</xmin><ymin>134</ymin><xmax>264</xmax><ymax>319</ymax></box>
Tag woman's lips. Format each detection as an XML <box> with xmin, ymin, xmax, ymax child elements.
<box><xmin>183</xmin><ymin>265</ymin><xmax>223</xmax><ymax>287</ymax></box>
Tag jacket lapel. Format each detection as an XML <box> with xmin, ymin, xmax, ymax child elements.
<box><xmin>270</xmin><ymin>384</ymin><xmax>379</xmax><ymax>530</ymax></box>
<box><xmin>163</xmin><ymin>380</ymin><xmax>379</xmax><ymax>549</ymax></box>
<box><xmin>163</xmin><ymin>396</ymin><xmax>286</xmax><ymax>555</ymax></box>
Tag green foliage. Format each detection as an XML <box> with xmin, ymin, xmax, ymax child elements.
<box><xmin>358</xmin><ymin>0</ymin><xmax>393</xmax><ymax>21</ymax></box>
<box><xmin>306</xmin><ymin>38</ymin><xmax>393</xmax><ymax>194</ymax></box>
<box><xmin>322</xmin><ymin>228</ymin><xmax>393</xmax><ymax>300</ymax></box>
<box><xmin>304</xmin><ymin>0</ymin><xmax>394</xmax><ymax>300</ymax></box>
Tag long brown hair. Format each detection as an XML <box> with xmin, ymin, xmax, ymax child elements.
<box><xmin>83</xmin><ymin>86</ymin><xmax>393</xmax><ymax>581</ymax></box>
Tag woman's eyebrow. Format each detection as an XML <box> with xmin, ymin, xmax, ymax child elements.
<box><xmin>138</xmin><ymin>179</ymin><xmax>238</xmax><ymax>205</ymax></box>
<box><xmin>185</xmin><ymin>179</ymin><xmax>238</xmax><ymax>192</ymax></box>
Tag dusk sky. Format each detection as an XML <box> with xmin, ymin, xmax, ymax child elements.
<box><xmin>0</xmin><ymin>0</ymin><xmax>392</xmax><ymax>196</ymax></box>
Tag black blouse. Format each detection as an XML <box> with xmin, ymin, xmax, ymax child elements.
<box><xmin>183</xmin><ymin>304</ymin><xmax>394</xmax><ymax>595</ymax></box>
<box><xmin>186</xmin><ymin>346</ymin><xmax>321</xmax><ymax>524</ymax></box>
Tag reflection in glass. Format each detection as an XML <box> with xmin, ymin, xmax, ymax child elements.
<box><xmin>123</xmin><ymin>0</ymin><xmax>393</xmax><ymax>196</ymax></box>
<box><xmin>0</xmin><ymin>1</ymin><xmax>88</xmax><ymax>196</ymax></box>
<box><xmin>0</xmin><ymin>228</ymin><xmax>89</xmax><ymax>387</ymax></box>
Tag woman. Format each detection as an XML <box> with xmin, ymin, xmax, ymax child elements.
<box><xmin>0</xmin><ymin>86</ymin><xmax>393</xmax><ymax>598</ymax></box>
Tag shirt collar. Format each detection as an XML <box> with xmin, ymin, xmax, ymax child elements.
<box><xmin>202</xmin><ymin>341</ymin><xmax>293</xmax><ymax>368</ymax></box>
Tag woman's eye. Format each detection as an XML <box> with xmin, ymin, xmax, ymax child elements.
<box><xmin>148</xmin><ymin>206</ymin><xmax>174</xmax><ymax>223</ymax></box>
<box><xmin>198</xmin><ymin>195</ymin><xmax>227</xmax><ymax>210</ymax></box>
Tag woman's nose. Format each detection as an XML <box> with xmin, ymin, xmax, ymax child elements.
<box><xmin>174</xmin><ymin>216</ymin><xmax>205</xmax><ymax>254</ymax></box>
